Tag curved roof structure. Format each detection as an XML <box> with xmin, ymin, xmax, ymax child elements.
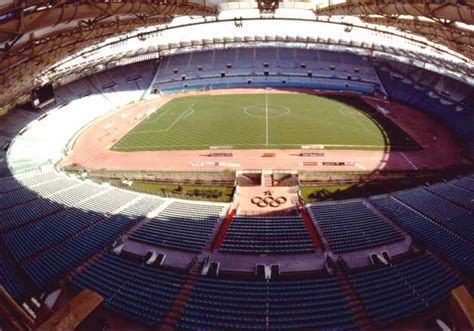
<box><xmin>0</xmin><ymin>0</ymin><xmax>473</xmax><ymax>114</ymax></box>
<box><xmin>0</xmin><ymin>0</ymin><xmax>474</xmax><ymax>114</ymax></box>
<box><xmin>315</xmin><ymin>0</ymin><xmax>474</xmax><ymax>60</ymax></box>
<box><xmin>0</xmin><ymin>0</ymin><xmax>218</xmax><ymax>111</ymax></box>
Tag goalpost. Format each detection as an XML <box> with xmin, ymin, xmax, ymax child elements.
<box><xmin>300</xmin><ymin>145</ymin><xmax>325</xmax><ymax>157</ymax></box>
<box><xmin>208</xmin><ymin>145</ymin><xmax>234</xmax><ymax>157</ymax></box>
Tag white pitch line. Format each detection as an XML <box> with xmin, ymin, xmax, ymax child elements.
<box><xmin>341</xmin><ymin>106</ymin><xmax>372</xmax><ymax>134</ymax></box>
<box><xmin>265</xmin><ymin>94</ymin><xmax>269</xmax><ymax>146</ymax></box>
<box><xmin>115</xmin><ymin>143</ymin><xmax>388</xmax><ymax>149</ymax></box>
<box><xmin>164</xmin><ymin>102</ymin><xmax>196</xmax><ymax>132</ymax></box>
<box><xmin>134</xmin><ymin>102</ymin><xmax>196</xmax><ymax>134</ymax></box>
<box><xmin>181</xmin><ymin>108</ymin><xmax>194</xmax><ymax>119</ymax></box>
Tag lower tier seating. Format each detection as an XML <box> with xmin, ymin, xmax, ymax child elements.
<box><xmin>308</xmin><ymin>201</ymin><xmax>403</xmax><ymax>253</ymax></box>
<box><xmin>0</xmin><ymin>198</ymin><xmax>63</xmax><ymax>231</ymax></box>
<box><xmin>178</xmin><ymin>275</ymin><xmax>358</xmax><ymax>330</ymax></box>
<box><xmin>72</xmin><ymin>253</ymin><xmax>186</xmax><ymax>326</ymax></box>
<box><xmin>130</xmin><ymin>202</ymin><xmax>226</xmax><ymax>252</ymax></box>
<box><xmin>451</xmin><ymin>177</ymin><xmax>474</xmax><ymax>192</ymax></box>
<box><xmin>369</xmin><ymin>196</ymin><xmax>474</xmax><ymax>275</ymax></box>
<box><xmin>349</xmin><ymin>254</ymin><xmax>462</xmax><ymax>327</ymax></box>
<box><xmin>4</xmin><ymin>208</ymin><xmax>102</xmax><ymax>261</ymax></box>
<box><xmin>426</xmin><ymin>182</ymin><xmax>474</xmax><ymax>211</ymax></box>
<box><xmin>0</xmin><ymin>250</ymin><xmax>25</xmax><ymax>301</ymax></box>
<box><xmin>22</xmin><ymin>207</ymin><xmax>145</xmax><ymax>288</ymax></box>
<box><xmin>395</xmin><ymin>189</ymin><xmax>474</xmax><ymax>243</ymax></box>
<box><xmin>220</xmin><ymin>216</ymin><xmax>314</xmax><ymax>254</ymax></box>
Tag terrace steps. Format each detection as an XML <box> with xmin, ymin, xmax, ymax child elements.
<box><xmin>160</xmin><ymin>261</ymin><xmax>201</xmax><ymax>330</ymax></box>
<box><xmin>211</xmin><ymin>208</ymin><xmax>236</xmax><ymax>250</ymax></box>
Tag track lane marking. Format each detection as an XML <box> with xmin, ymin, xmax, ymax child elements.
<box><xmin>401</xmin><ymin>152</ymin><xmax>418</xmax><ymax>170</ymax></box>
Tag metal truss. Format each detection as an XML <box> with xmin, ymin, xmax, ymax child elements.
<box><xmin>315</xmin><ymin>1</ymin><xmax>474</xmax><ymax>59</ymax></box>
<box><xmin>362</xmin><ymin>16</ymin><xmax>474</xmax><ymax>59</ymax></box>
<box><xmin>0</xmin><ymin>0</ymin><xmax>217</xmax><ymax>108</ymax></box>
<box><xmin>315</xmin><ymin>1</ymin><xmax>474</xmax><ymax>25</ymax></box>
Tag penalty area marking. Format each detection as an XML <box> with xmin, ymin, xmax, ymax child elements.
<box><xmin>339</xmin><ymin>106</ymin><xmax>373</xmax><ymax>135</ymax></box>
<box><xmin>132</xmin><ymin>102</ymin><xmax>196</xmax><ymax>134</ymax></box>
<box><xmin>158</xmin><ymin>102</ymin><xmax>196</xmax><ymax>133</ymax></box>
<box><xmin>181</xmin><ymin>108</ymin><xmax>194</xmax><ymax>119</ymax></box>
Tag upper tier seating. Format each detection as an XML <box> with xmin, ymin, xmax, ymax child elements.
<box><xmin>349</xmin><ymin>254</ymin><xmax>462</xmax><ymax>327</ymax></box>
<box><xmin>369</xmin><ymin>196</ymin><xmax>474</xmax><ymax>275</ymax></box>
<box><xmin>395</xmin><ymin>189</ymin><xmax>474</xmax><ymax>243</ymax></box>
<box><xmin>55</xmin><ymin>60</ymin><xmax>157</xmax><ymax>108</ymax></box>
<box><xmin>307</xmin><ymin>201</ymin><xmax>403</xmax><ymax>253</ymax></box>
<box><xmin>0</xmin><ymin>60</ymin><xmax>158</xmax><ymax>182</ymax></box>
<box><xmin>152</xmin><ymin>48</ymin><xmax>380</xmax><ymax>95</ymax></box>
<box><xmin>178</xmin><ymin>274</ymin><xmax>358</xmax><ymax>330</ymax></box>
<box><xmin>220</xmin><ymin>216</ymin><xmax>314</xmax><ymax>254</ymax></box>
<box><xmin>0</xmin><ymin>112</ymin><xmax>32</xmax><ymax>137</ymax></box>
<box><xmin>129</xmin><ymin>201</ymin><xmax>226</xmax><ymax>252</ymax></box>
<box><xmin>375</xmin><ymin>62</ymin><xmax>474</xmax><ymax>160</ymax></box>
<box><xmin>72</xmin><ymin>253</ymin><xmax>186</xmax><ymax>326</ymax></box>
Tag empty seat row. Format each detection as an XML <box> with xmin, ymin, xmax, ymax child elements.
<box><xmin>72</xmin><ymin>253</ymin><xmax>186</xmax><ymax>326</ymax></box>
<box><xmin>451</xmin><ymin>177</ymin><xmax>474</xmax><ymax>192</ymax></box>
<box><xmin>130</xmin><ymin>201</ymin><xmax>226</xmax><ymax>252</ymax></box>
<box><xmin>349</xmin><ymin>254</ymin><xmax>462</xmax><ymax>327</ymax></box>
<box><xmin>21</xmin><ymin>199</ymin><xmax>154</xmax><ymax>288</ymax></box>
<box><xmin>369</xmin><ymin>196</ymin><xmax>474</xmax><ymax>275</ymax></box>
<box><xmin>221</xmin><ymin>216</ymin><xmax>314</xmax><ymax>254</ymax></box>
<box><xmin>395</xmin><ymin>188</ymin><xmax>474</xmax><ymax>243</ymax></box>
<box><xmin>307</xmin><ymin>201</ymin><xmax>403</xmax><ymax>253</ymax></box>
<box><xmin>425</xmin><ymin>182</ymin><xmax>474</xmax><ymax>211</ymax></box>
<box><xmin>178</xmin><ymin>274</ymin><xmax>358</xmax><ymax>330</ymax></box>
<box><xmin>0</xmin><ymin>251</ymin><xmax>25</xmax><ymax>301</ymax></box>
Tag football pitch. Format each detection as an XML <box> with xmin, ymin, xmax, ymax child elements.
<box><xmin>111</xmin><ymin>93</ymin><xmax>409</xmax><ymax>152</ymax></box>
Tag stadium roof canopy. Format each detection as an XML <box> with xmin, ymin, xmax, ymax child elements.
<box><xmin>0</xmin><ymin>0</ymin><xmax>473</xmax><ymax>112</ymax></box>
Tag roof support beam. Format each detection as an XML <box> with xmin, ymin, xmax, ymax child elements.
<box><xmin>315</xmin><ymin>1</ymin><xmax>474</xmax><ymax>25</ymax></box>
<box><xmin>315</xmin><ymin>1</ymin><xmax>474</xmax><ymax>58</ymax></box>
<box><xmin>0</xmin><ymin>16</ymin><xmax>169</xmax><ymax>106</ymax></box>
<box><xmin>362</xmin><ymin>16</ymin><xmax>474</xmax><ymax>59</ymax></box>
<box><xmin>0</xmin><ymin>1</ymin><xmax>217</xmax><ymax>107</ymax></box>
<box><xmin>0</xmin><ymin>1</ymin><xmax>218</xmax><ymax>43</ymax></box>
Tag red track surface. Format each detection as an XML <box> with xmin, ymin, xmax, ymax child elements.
<box><xmin>61</xmin><ymin>89</ymin><xmax>464</xmax><ymax>172</ymax></box>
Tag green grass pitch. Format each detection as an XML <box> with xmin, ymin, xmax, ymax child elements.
<box><xmin>111</xmin><ymin>93</ymin><xmax>393</xmax><ymax>151</ymax></box>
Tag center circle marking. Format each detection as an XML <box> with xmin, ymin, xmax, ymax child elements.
<box><xmin>244</xmin><ymin>104</ymin><xmax>290</xmax><ymax>118</ymax></box>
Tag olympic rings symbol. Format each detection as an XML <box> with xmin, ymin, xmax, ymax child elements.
<box><xmin>251</xmin><ymin>196</ymin><xmax>287</xmax><ymax>208</ymax></box>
